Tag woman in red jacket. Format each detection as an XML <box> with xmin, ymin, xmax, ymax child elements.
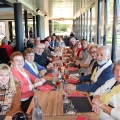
<box><xmin>10</xmin><ymin>52</ymin><xmax>46</xmax><ymax>112</ymax></box>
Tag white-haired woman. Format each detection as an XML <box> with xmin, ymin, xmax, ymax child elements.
<box><xmin>0</xmin><ymin>64</ymin><xmax>21</xmax><ymax>115</ymax></box>
<box><xmin>92</xmin><ymin>60</ymin><xmax>120</xmax><ymax>120</ymax></box>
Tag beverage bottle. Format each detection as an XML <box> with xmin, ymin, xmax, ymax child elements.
<box><xmin>32</xmin><ymin>96</ymin><xmax>43</xmax><ymax>120</ymax></box>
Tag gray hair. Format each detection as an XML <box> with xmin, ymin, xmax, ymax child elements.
<box><xmin>112</xmin><ymin>60</ymin><xmax>120</xmax><ymax>73</ymax></box>
<box><xmin>2</xmin><ymin>39</ymin><xmax>8</xmax><ymax>45</ymax></box>
<box><xmin>70</xmin><ymin>37</ymin><xmax>76</xmax><ymax>42</ymax></box>
<box><xmin>35</xmin><ymin>37</ymin><xmax>40</xmax><ymax>41</ymax></box>
<box><xmin>98</xmin><ymin>46</ymin><xmax>110</xmax><ymax>55</ymax></box>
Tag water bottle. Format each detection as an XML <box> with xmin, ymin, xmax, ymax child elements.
<box><xmin>32</xmin><ymin>96</ymin><xmax>43</xmax><ymax>120</ymax></box>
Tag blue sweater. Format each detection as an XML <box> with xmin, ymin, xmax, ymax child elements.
<box><xmin>24</xmin><ymin>61</ymin><xmax>46</xmax><ymax>78</ymax></box>
<box><xmin>76</xmin><ymin>64</ymin><xmax>114</xmax><ymax>92</ymax></box>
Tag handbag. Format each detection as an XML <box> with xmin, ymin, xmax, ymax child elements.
<box><xmin>12</xmin><ymin>111</ymin><xmax>28</xmax><ymax>120</ymax></box>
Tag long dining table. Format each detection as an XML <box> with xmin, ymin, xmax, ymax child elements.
<box><xmin>26</xmin><ymin>65</ymin><xmax>98</xmax><ymax>120</ymax></box>
<box><xmin>5</xmin><ymin>61</ymin><xmax>98</xmax><ymax>120</ymax></box>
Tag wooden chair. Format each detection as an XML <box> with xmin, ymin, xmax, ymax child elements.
<box><xmin>0</xmin><ymin>48</ymin><xmax>10</xmax><ymax>64</ymax></box>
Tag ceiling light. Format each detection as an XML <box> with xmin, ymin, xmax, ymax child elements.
<box><xmin>59</xmin><ymin>18</ymin><xmax>64</xmax><ymax>21</ymax></box>
<box><xmin>36</xmin><ymin>8</ymin><xmax>41</xmax><ymax>13</ymax></box>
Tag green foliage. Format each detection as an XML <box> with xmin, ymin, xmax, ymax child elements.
<box><xmin>54</xmin><ymin>21</ymin><xmax>71</xmax><ymax>32</ymax></box>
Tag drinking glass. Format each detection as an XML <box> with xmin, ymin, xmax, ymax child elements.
<box><xmin>55</xmin><ymin>79</ymin><xmax>60</xmax><ymax>90</ymax></box>
<box><xmin>63</xmin><ymin>84</ymin><xmax>70</xmax><ymax>104</ymax></box>
<box><xmin>64</xmin><ymin>70</ymin><xmax>69</xmax><ymax>80</ymax></box>
<box><xmin>66</xmin><ymin>108</ymin><xmax>77</xmax><ymax>120</ymax></box>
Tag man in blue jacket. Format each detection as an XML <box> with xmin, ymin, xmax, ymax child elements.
<box><xmin>68</xmin><ymin>46</ymin><xmax>114</xmax><ymax>98</ymax></box>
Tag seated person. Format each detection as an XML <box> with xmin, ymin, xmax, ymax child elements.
<box><xmin>75</xmin><ymin>39</ymin><xmax>92</xmax><ymax>69</ymax></box>
<box><xmin>92</xmin><ymin>60</ymin><xmax>120</xmax><ymax>120</ymax></box>
<box><xmin>0</xmin><ymin>39</ymin><xmax>13</xmax><ymax>58</ymax></box>
<box><xmin>50</xmin><ymin>35</ymin><xmax>59</xmax><ymax>49</ymax></box>
<box><xmin>68</xmin><ymin>46</ymin><xmax>114</xmax><ymax>99</ymax></box>
<box><xmin>57</xmin><ymin>36</ymin><xmax>65</xmax><ymax>47</ymax></box>
<box><xmin>10</xmin><ymin>52</ymin><xmax>46</xmax><ymax>112</ymax></box>
<box><xmin>44</xmin><ymin>39</ymin><xmax>54</xmax><ymax>58</ymax></box>
<box><xmin>34</xmin><ymin>43</ymin><xmax>53</xmax><ymax>68</ymax></box>
<box><xmin>0</xmin><ymin>64</ymin><xmax>21</xmax><ymax>115</ymax></box>
<box><xmin>23</xmin><ymin>48</ymin><xmax>47</xmax><ymax>78</ymax></box>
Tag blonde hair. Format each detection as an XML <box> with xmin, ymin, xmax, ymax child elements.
<box><xmin>89</xmin><ymin>44</ymin><xmax>99</xmax><ymax>52</ymax></box>
<box><xmin>0</xmin><ymin>64</ymin><xmax>17</xmax><ymax>94</ymax></box>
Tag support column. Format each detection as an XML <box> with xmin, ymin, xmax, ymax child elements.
<box><xmin>49</xmin><ymin>20</ymin><xmax>52</xmax><ymax>36</ymax></box>
<box><xmin>36</xmin><ymin>15</ymin><xmax>41</xmax><ymax>38</ymax></box>
<box><xmin>33</xmin><ymin>16</ymin><xmax>36</xmax><ymax>38</ymax></box>
<box><xmin>8</xmin><ymin>21</ymin><xmax>13</xmax><ymax>41</ymax></box>
<box><xmin>14</xmin><ymin>3</ymin><xmax>23</xmax><ymax>52</ymax></box>
<box><xmin>24</xmin><ymin>10</ymin><xmax>28</xmax><ymax>38</ymax></box>
<box><xmin>97</xmin><ymin>0</ymin><xmax>101</xmax><ymax>44</ymax></box>
<box><xmin>83</xmin><ymin>13</ymin><xmax>85</xmax><ymax>39</ymax></box>
<box><xmin>80</xmin><ymin>14</ymin><xmax>83</xmax><ymax>39</ymax></box>
<box><xmin>5</xmin><ymin>21</ymin><xmax>9</xmax><ymax>40</ymax></box>
<box><xmin>111</xmin><ymin>0</ymin><xmax>118</xmax><ymax>62</ymax></box>
<box><xmin>86</xmin><ymin>10</ymin><xmax>88</xmax><ymax>41</ymax></box>
<box><xmin>89</xmin><ymin>8</ymin><xmax>92</xmax><ymax>43</ymax></box>
<box><xmin>103</xmin><ymin>0</ymin><xmax>108</xmax><ymax>46</ymax></box>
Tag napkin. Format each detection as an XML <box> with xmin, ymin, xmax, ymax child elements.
<box><xmin>68</xmin><ymin>91</ymin><xmax>87</xmax><ymax>98</ymax></box>
<box><xmin>37</xmin><ymin>84</ymin><xmax>54</xmax><ymax>92</ymax></box>
<box><xmin>76</xmin><ymin>116</ymin><xmax>91</xmax><ymax>120</ymax></box>
<box><xmin>46</xmin><ymin>73</ymin><xmax>54</xmax><ymax>77</ymax></box>
<box><xmin>69</xmin><ymin>67</ymin><xmax>78</xmax><ymax>71</ymax></box>
<box><xmin>66</xmin><ymin>79</ymin><xmax>79</xmax><ymax>84</ymax></box>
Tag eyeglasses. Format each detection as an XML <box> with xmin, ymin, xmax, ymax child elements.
<box><xmin>13</xmin><ymin>59</ymin><xmax>24</xmax><ymax>62</ymax></box>
<box><xmin>90</xmin><ymin>51</ymin><xmax>96</xmax><ymax>54</ymax></box>
<box><xmin>36</xmin><ymin>47</ymin><xmax>45</xmax><ymax>50</ymax></box>
<box><xmin>26</xmin><ymin>54</ymin><xmax>34</xmax><ymax>57</ymax></box>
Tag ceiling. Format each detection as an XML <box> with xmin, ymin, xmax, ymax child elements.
<box><xmin>2</xmin><ymin>0</ymin><xmax>95</xmax><ymax>20</ymax></box>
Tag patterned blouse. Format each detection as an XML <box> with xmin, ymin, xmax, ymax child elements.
<box><xmin>0</xmin><ymin>84</ymin><xmax>13</xmax><ymax>115</ymax></box>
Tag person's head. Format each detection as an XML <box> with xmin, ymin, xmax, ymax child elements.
<box><xmin>0</xmin><ymin>64</ymin><xmax>17</xmax><ymax>94</ymax></box>
<box><xmin>34</xmin><ymin>37</ymin><xmax>40</xmax><ymax>45</ymax></box>
<box><xmin>96</xmin><ymin>46</ymin><xmax>110</xmax><ymax>65</ymax></box>
<box><xmin>2</xmin><ymin>39</ymin><xmax>8</xmax><ymax>45</ymax></box>
<box><xmin>89</xmin><ymin>44</ymin><xmax>98</xmax><ymax>60</ymax></box>
<box><xmin>29</xmin><ymin>38</ymin><xmax>34</xmax><ymax>44</ymax></box>
<box><xmin>80</xmin><ymin>39</ymin><xmax>88</xmax><ymax>50</ymax></box>
<box><xmin>34</xmin><ymin>43</ymin><xmax>45</xmax><ymax>55</ymax></box>
<box><xmin>10</xmin><ymin>52</ymin><xmax>24</xmax><ymax>70</ymax></box>
<box><xmin>47</xmin><ymin>36</ymin><xmax>51</xmax><ymax>43</ymax></box>
<box><xmin>23</xmin><ymin>48</ymin><xmax>34</xmax><ymax>63</ymax></box>
<box><xmin>113</xmin><ymin>60</ymin><xmax>120</xmax><ymax>83</ymax></box>
<box><xmin>51</xmin><ymin>35</ymin><xmax>56</xmax><ymax>41</ymax></box>
<box><xmin>30</xmin><ymin>27</ymin><xmax>32</xmax><ymax>30</ymax></box>
<box><xmin>44</xmin><ymin>40</ymin><xmax>50</xmax><ymax>48</ymax></box>
<box><xmin>70</xmin><ymin>37</ymin><xmax>76</xmax><ymax>46</ymax></box>
<box><xmin>76</xmin><ymin>40</ymin><xmax>81</xmax><ymax>49</ymax></box>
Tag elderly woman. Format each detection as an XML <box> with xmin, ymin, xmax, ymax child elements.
<box><xmin>0</xmin><ymin>64</ymin><xmax>21</xmax><ymax>115</ymax></box>
<box><xmin>92</xmin><ymin>60</ymin><xmax>120</xmax><ymax>120</ymax></box>
<box><xmin>10</xmin><ymin>52</ymin><xmax>46</xmax><ymax>112</ymax></box>
<box><xmin>23</xmin><ymin>48</ymin><xmax>47</xmax><ymax>78</ymax></box>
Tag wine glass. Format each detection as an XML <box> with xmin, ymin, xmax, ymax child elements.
<box><xmin>55</xmin><ymin>78</ymin><xmax>60</xmax><ymax>90</ymax></box>
<box><xmin>63</xmin><ymin>84</ymin><xmax>70</xmax><ymax>104</ymax></box>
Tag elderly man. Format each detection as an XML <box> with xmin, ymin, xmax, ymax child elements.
<box><xmin>34</xmin><ymin>37</ymin><xmax>40</xmax><ymax>46</ymax></box>
<box><xmin>0</xmin><ymin>39</ymin><xmax>13</xmax><ymax>58</ymax></box>
<box><xmin>34</xmin><ymin>43</ymin><xmax>53</xmax><ymax>68</ymax></box>
<box><xmin>68</xmin><ymin>46</ymin><xmax>114</xmax><ymax>99</ymax></box>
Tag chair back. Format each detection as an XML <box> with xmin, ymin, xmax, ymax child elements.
<box><xmin>0</xmin><ymin>48</ymin><xmax>10</xmax><ymax>64</ymax></box>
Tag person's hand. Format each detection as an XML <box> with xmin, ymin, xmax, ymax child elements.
<box><xmin>92</xmin><ymin>97</ymin><xmax>103</xmax><ymax>107</ymax></box>
<box><xmin>34</xmin><ymin>81</ymin><xmax>43</xmax><ymax>87</ymax></box>
<box><xmin>40</xmin><ymin>78</ymin><xmax>46</xmax><ymax>83</ymax></box>
<box><xmin>39</xmin><ymin>70</ymin><xmax>47</xmax><ymax>77</ymax></box>
<box><xmin>74</xmin><ymin>60</ymin><xmax>80</xmax><ymax>66</ymax></box>
<box><xmin>92</xmin><ymin>104</ymin><xmax>100</xmax><ymax>115</ymax></box>
<box><xmin>70</xmin><ymin>75</ymin><xmax>79</xmax><ymax>81</ymax></box>
<box><xmin>67</xmin><ymin>84</ymin><xmax>76</xmax><ymax>90</ymax></box>
<box><xmin>47</xmin><ymin>63</ymin><xmax>53</xmax><ymax>68</ymax></box>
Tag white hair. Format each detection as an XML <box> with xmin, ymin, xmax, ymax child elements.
<box><xmin>99</xmin><ymin>46</ymin><xmax>110</xmax><ymax>55</ymax></box>
<box><xmin>70</xmin><ymin>37</ymin><xmax>76</xmax><ymax>42</ymax></box>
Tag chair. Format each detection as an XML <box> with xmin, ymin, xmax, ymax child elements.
<box><xmin>0</xmin><ymin>48</ymin><xmax>10</xmax><ymax>64</ymax></box>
